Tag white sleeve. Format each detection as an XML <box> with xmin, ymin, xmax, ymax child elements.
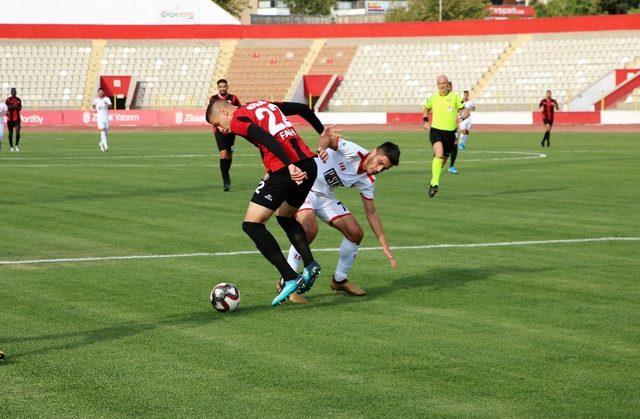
<box><xmin>336</xmin><ymin>138</ymin><xmax>365</xmax><ymax>158</ymax></box>
<box><xmin>356</xmin><ymin>177</ymin><xmax>375</xmax><ymax>200</ymax></box>
<box><xmin>106</xmin><ymin>98</ymin><xmax>112</xmax><ymax>106</ymax></box>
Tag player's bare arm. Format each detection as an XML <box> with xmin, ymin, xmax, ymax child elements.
<box><xmin>362</xmin><ymin>197</ymin><xmax>397</xmax><ymax>268</ymax></box>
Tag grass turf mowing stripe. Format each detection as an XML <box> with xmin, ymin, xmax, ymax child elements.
<box><xmin>1</xmin><ymin>236</ymin><xmax>637</xmax><ymax>266</ymax></box>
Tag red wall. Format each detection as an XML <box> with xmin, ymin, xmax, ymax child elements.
<box><xmin>615</xmin><ymin>69</ymin><xmax>640</xmax><ymax>85</ymax></box>
<box><xmin>2</xmin><ymin>14</ymin><xmax>639</xmax><ymax>39</ymax></box>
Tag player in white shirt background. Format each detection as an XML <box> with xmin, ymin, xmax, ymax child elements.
<box><xmin>0</xmin><ymin>101</ymin><xmax>7</xmax><ymax>152</ymax></box>
<box><xmin>282</xmin><ymin>134</ymin><xmax>400</xmax><ymax>303</ymax></box>
<box><xmin>92</xmin><ymin>88</ymin><xmax>112</xmax><ymax>152</ymax></box>
<box><xmin>458</xmin><ymin>90</ymin><xmax>475</xmax><ymax>151</ymax></box>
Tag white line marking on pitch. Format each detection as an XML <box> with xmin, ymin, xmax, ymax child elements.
<box><xmin>0</xmin><ymin>151</ymin><xmax>546</xmax><ymax>167</ymax></box>
<box><xmin>1</xmin><ymin>237</ymin><xmax>636</xmax><ymax>266</ymax></box>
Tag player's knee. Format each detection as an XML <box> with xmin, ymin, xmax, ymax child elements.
<box><xmin>220</xmin><ymin>150</ymin><xmax>231</xmax><ymax>159</ymax></box>
<box><xmin>306</xmin><ymin>224</ymin><xmax>318</xmax><ymax>242</ymax></box>
<box><xmin>275</xmin><ymin>215</ymin><xmax>298</xmax><ymax>232</ymax></box>
<box><xmin>346</xmin><ymin>227</ymin><xmax>364</xmax><ymax>244</ymax></box>
<box><xmin>242</xmin><ymin>221</ymin><xmax>263</xmax><ymax>237</ymax></box>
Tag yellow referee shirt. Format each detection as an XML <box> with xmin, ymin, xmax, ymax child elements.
<box><xmin>423</xmin><ymin>92</ymin><xmax>464</xmax><ymax>131</ymax></box>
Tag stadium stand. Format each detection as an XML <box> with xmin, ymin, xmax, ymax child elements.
<box><xmin>1</xmin><ymin>16</ymin><xmax>639</xmax><ymax>115</ymax></box>
<box><xmin>224</xmin><ymin>41</ymin><xmax>311</xmax><ymax>103</ymax></box>
<box><xmin>327</xmin><ymin>38</ymin><xmax>511</xmax><ymax>112</ymax></box>
<box><xmin>480</xmin><ymin>32</ymin><xmax>640</xmax><ymax>111</ymax></box>
<box><xmin>100</xmin><ymin>42</ymin><xmax>220</xmax><ymax>108</ymax></box>
<box><xmin>308</xmin><ymin>43</ymin><xmax>358</xmax><ymax>76</ymax></box>
<box><xmin>0</xmin><ymin>41</ymin><xmax>91</xmax><ymax>109</ymax></box>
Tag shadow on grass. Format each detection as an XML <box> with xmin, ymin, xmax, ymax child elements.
<box><xmin>4</xmin><ymin>265</ymin><xmax>548</xmax><ymax>360</ymax></box>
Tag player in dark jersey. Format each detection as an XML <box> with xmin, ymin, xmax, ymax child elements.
<box><xmin>5</xmin><ymin>88</ymin><xmax>22</xmax><ymax>152</ymax></box>
<box><xmin>209</xmin><ymin>79</ymin><xmax>242</xmax><ymax>191</ymax></box>
<box><xmin>206</xmin><ymin>99</ymin><xmax>332</xmax><ymax>306</ymax></box>
<box><xmin>539</xmin><ymin>90</ymin><xmax>559</xmax><ymax>147</ymax></box>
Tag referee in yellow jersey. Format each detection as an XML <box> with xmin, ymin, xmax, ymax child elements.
<box><xmin>423</xmin><ymin>75</ymin><xmax>464</xmax><ymax>198</ymax></box>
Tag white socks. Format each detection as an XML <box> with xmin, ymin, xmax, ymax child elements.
<box><xmin>99</xmin><ymin>130</ymin><xmax>108</xmax><ymax>151</ymax></box>
<box><xmin>335</xmin><ymin>238</ymin><xmax>359</xmax><ymax>282</ymax></box>
<box><xmin>288</xmin><ymin>237</ymin><xmax>360</xmax><ymax>282</ymax></box>
<box><xmin>459</xmin><ymin>133</ymin><xmax>468</xmax><ymax>146</ymax></box>
<box><xmin>287</xmin><ymin>245</ymin><xmax>303</xmax><ymax>272</ymax></box>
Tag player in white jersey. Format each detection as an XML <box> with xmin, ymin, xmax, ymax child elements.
<box><xmin>282</xmin><ymin>135</ymin><xmax>400</xmax><ymax>303</ymax></box>
<box><xmin>458</xmin><ymin>90</ymin><xmax>475</xmax><ymax>151</ymax></box>
<box><xmin>92</xmin><ymin>88</ymin><xmax>112</xmax><ymax>152</ymax></box>
<box><xmin>0</xmin><ymin>102</ymin><xmax>7</xmax><ymax>151</ymax></box>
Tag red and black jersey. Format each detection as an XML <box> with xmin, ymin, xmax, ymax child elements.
<box><xmin>539</xmin><ymin>98</ymin><xmax>558</xmax><ymax>121</ymax></box>
<box><xmin>230</xmin><ymin>100</ymin><xmax>315</xmax><ymax>173</ymax></box>
<box><xmin>209</xmin><ymin>93</ymin><xmax>241</xmax><ymax>107</ymax></box>
<box><xmin>5</xmin><ymin>96</ymin><xmax>22</xmax><ymax>122</ymax></box>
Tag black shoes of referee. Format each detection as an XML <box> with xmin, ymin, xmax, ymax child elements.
<box><xmin>428</xmin><ymin>184</ymin><xmax>439</xmax><ymax>198</ymax></box>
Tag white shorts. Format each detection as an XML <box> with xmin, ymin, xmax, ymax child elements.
<box><xmin>299</xmin><ymin>191</ymin><xmax>351</xmax><ymax>223</ymax></box>
<box><xmin>459</xmin><ymin>117</ymin><xmax>472</xmax><ymax>132</ymax></box>
<box><xmin>97</xmin><ymin>120</ymin><xmax>109</xmax><ymax>130</ymax></box>
<box><xmin>0</xmin><ymin>122</ymin><xmax>4</xmax><ymax>139</ymax></box>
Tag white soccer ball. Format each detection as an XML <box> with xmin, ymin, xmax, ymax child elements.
<box><xmin>210</xmin><ymin>283</ymin><xmax>241</xmax><ymax>312</ymax></box>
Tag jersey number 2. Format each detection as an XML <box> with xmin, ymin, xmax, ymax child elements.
<box><xmin>255</xmin><ymin>104</ymin><xmax>293</xmax><ymax>136</ymax></box>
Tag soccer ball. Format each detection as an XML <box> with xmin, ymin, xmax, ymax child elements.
<box><xmin>210</xmin><ymin>283</ymin><xmax>241</xmax><ymax>312</ymax></box>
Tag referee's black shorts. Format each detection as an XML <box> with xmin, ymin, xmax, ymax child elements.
<box><xmin>429</xmin><ymin>127</ymin><xmax>457</xmax><ymax>156</ymax></box>
<box><xmin>250</xmin><ymin>158</ymin><xmax>318</xmax><ymax>211</ymax></box>
<box><xmin>7</xmin><ymin>120</ymin><xmax>21</xmax><ymax>130</ymax></box>
<box><xmin>215</xmin><ymin>130</ymin><xmax>235</xmax><ymax>152</ymax></box>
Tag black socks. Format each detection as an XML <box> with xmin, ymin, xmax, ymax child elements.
<box><xmin>450</xmin><ymin>146</ymin><xmax>458</xmax><ymax>167</ymax></box>
<box><xmin>220</xmin><ymin>158</ymin><xmax>232</xmax><ymax>185</ymax></box>
<box><xmin>242</xmin><ymin>222</ymin><xmax>298</xmax><ymax>281</ymax></box>
<box><xmin>276</xmin><ymin>216</ymin><xmax>314</xmax><ymax>266</ymax></box>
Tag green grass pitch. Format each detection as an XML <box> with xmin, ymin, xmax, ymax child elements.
<box><xmin>1</xmin><ymin>129</ymin><xmax>639</xmax><ymax>416</ymax></box>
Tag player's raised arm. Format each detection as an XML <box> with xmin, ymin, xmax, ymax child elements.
<box><xmin>362</xmin><ymin>197</ymin><xmax>397</xmax><ymax>268</ymax></box>
<box><xmin>274</xmin><ymin>101</ymin><xmax>325</xmax><ymax>134</ymax></box>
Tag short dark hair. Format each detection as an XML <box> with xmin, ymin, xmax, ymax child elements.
<box><xmin>97</xmin><ymin>87</ymin><xmax>104</xmax><ymax>92</ymax></box>
<box><xmin>377</xmin><ymin>141</ymin><xmax>400</xmax><ymax>166</ymax></box>
<box><xmin>205</xmin><ymin>100</ymin><xmax>214</xmax><ymax>124</ymax></box>
<box><xmin>463</xmin><ymin>90</ymin><xmax>469</xmax><ymax>94</ymax></box>
<box><xmin>217</xmin><ymin>79</ymin><xmax>228</xmax><ymax>85</ymax></box>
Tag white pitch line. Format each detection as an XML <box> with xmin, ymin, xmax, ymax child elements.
<box><xmin>0</xmin><ymin>151</ymin><xmax>546</xmax><ymax>167</ymax></box>
<box><xmin>1</xmin><ymin>236</ymin><xmax>637</xmax><ymax>266</ymax></box>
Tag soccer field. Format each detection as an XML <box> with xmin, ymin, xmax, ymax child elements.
<box><xmin>1</xmin><ymin>129</ymin><xmax>639</xmax><ymax>416</ymax></box>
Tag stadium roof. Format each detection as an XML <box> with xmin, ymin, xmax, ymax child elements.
<box><xmin>1</xmin><ymin>0</ymin><xmax>240</xmax><ymax>25</ymax></box>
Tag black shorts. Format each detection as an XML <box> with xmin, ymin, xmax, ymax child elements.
<box><xmin>543</xmin><ymin>118</ymin><xmax>554</xmax><ymax>127</ymax></box>
<box><xmin>429</xmin><ymin>128</ymin><xmax>457</xmax><ymax>156</ymax></box>
<box><xmin>215</xmin><ymin>130</ymin><xmax>235</xmax><ymax>152</ymax></box>
<box><xmin>7</xmin><ymin>120</ymin><xmax>20</xmax><ymax>129</ymax></box>
<box><xmin>251</xmin><ymin>158</ymin><xmax>318</xmax><ymax>211</ymax></box>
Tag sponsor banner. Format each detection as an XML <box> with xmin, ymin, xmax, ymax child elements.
<box><xmin>64</xmin><ymin>110</ymin><xmax>159</xmax><ymax>126</ymax></box>
<box><xmin>158</xmin><ymin>110</ymin><xmax>208</xmax><ymax>126</ymax></box>
<box><xmin>366</xmin><ymin>1</ymin><xmax>397</xmax><ymax>13</ymax></box>
<box><xmin>487</xmin><ymin>5</ymin><xmax>535</xmax><ymax>19</ymax></box>
<box><xmin>157</xmin><ymin>1</ymin><xmax>199</xmax><ymax>23</ymax></box>
<box><xmin>19</xmin><ymin>111</ymin><xmax>64</xmax><ymax>126</ymax></box>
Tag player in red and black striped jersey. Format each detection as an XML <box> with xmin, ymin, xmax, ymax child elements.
<box><xmin>5</xmin><ymin>88</ymin><xmax>22</xmax><ymax>151</ymax></box>
<box><xmin>206</xmin><ymin>98</ymin><xmax>332</xmax><ymax>305</ymax></box>
<box><xmin>539</xmin><ymin>90</ymin><xmax>559</xmax><ymax>147</ymax></box>
<box><xmin>209</xmin><ymin>79</ymin><xmax>242</xmax><ymax>191</ymax></box>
